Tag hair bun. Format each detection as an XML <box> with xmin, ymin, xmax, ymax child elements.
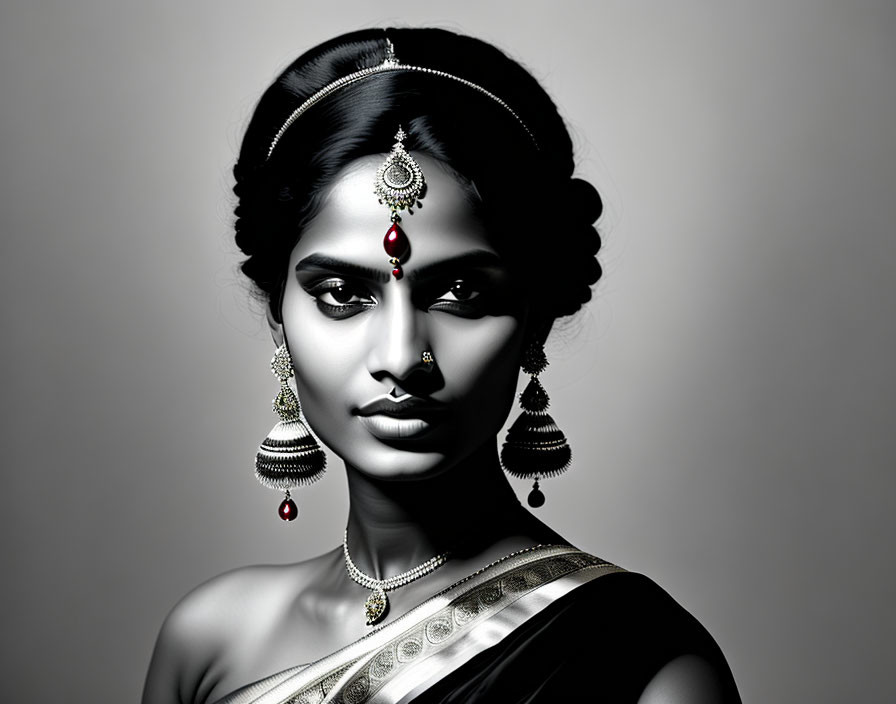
<box><xmin>567</xmin><ymin>178</ymin><xmax>603</xmax><ymax>224</ymax></box>
<box><xmin>558</xmin><ymin>178</ymin><xmax>604</xmax><ymax>316</ymax></box>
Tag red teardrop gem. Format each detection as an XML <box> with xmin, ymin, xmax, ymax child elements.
<box><xmin>392</xmin><ymin>267</ymin><xmax>402</xmax><ymax>279</ymax></box>
<box><xmin>278</xmin><ymin>497</ymin><xmax>298</xmax><ymax>521</ymax></box>
<box><xmin>383</xmin><ymin>223</ymin><xmax>409</xmax><ymax>259</ymax></box>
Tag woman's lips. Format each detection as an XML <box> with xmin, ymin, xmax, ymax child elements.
<box><xmin>355</xmin><ymin>395</ymin><xmax>448</xmax><ymax>439</ymax></box>
<box><xmin>357</xmin><ymin>414</ymin><xmax>436</xmax><ymax>439</ymax></box>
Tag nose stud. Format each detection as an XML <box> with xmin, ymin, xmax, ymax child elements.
<box><xmin>421</xmin><ymin>350</ymin><xmax>435</xmax><ymax>368</ymax></box>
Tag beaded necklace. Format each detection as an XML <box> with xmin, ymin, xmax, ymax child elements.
<box><xmin>343</xmin><ymin>530</ymin><xmax>450</xmax><ymax>626</ymax></box>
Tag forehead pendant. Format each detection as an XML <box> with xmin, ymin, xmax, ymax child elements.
<box><xmin>374</xmin><ymin>127</ymin><xmax>425</xmax><ymax>279</ymax></box>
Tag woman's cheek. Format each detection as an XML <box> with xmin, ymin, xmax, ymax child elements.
<box><xmin>432</xmin><ymin>314</ymin><xmax>525</xmax><ymax>413</ymax></box>
<box><xmin>435</xmin><ymin>312</ymin><xmax>522</xmax><ymax>370</ymax></box>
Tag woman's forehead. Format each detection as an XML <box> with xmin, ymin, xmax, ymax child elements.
<box><xmin>291</xmin><ymin>154</ymin><xmax>496</xmax><ymax>270</ymax></box>
<box><xmin>326</xmin><ymin>154</ymin><xmax>479</xmax><ymax>219</ymax></box>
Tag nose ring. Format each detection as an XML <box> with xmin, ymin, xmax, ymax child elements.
<box><xmin>421</xmin><ymin>350</ymin><xmax>435</xmax><ymax>368</ymax></box>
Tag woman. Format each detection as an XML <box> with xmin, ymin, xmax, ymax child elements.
<box><xmin>143</xmin><ymin>28</ymin><xmax>740</xmax><ymax>703</ymax></box>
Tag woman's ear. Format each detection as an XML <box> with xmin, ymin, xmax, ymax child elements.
<box><xmin>525</xmin><ymin>314</ymin><xmax>554</xmax><ymax>349</ymax></box>
<box><xmin>266</xmin><ymin>304</ymin><xmax>285</xmax><ymax>348</ymax></box>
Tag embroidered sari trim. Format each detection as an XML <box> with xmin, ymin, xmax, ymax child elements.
<box><xmin>217</xmin><ymin>545</ymin><xmax>622</xmax><ymax>704</ymax></box>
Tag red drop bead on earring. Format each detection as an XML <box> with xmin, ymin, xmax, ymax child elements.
<box><xmin>278</xmin><ymin>490</ymin><xmax>298</xmax><ymax>521</ymax></box>
<box><xmin>375</xmin><ymin>127</ymin><xmax>425</xmax><ymax>277</ymax></box>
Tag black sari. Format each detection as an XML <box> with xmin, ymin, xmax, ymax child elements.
<box><xmin>214</xmin><ymin>545</ymin><xmax>738</xmax><ymax>703</ymax></box>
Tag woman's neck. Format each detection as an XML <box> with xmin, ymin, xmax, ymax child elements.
<box><xmin>342</xmin><ymin>443</ymin><xmax>534</xmax><ymax>579</ymax></box>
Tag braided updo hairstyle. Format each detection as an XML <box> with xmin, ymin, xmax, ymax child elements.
<box><xmin>234</xmin><ymin>28</ymin><xmax>602</xmax><ymax>328</ymax></box>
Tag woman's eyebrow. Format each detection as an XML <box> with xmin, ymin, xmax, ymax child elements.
<box><xmin>408</xmin><ymin>250</ymin><xmax>504</xmax><ymax>283</ymax></box>
<box><xmin>295</xmin><ymin>254</ymin><xmax>391</xmax><ymax>283</ymax></box>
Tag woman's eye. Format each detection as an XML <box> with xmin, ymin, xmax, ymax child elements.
<box><xmin>307</xmin><ymin>279</ymin><xmax>375</xmax><ymax>319</ymax></box>
<box><xmin>321</xmin><ymin>284</ymin><xmax>363</xmax><ymax>305</ymax></box>
<box><xmin>428</xmin><ymin>279</ymin><xmax>489</xmax><ymax>318</ymax></box>
<box><xmin>440</xmin><ymin>280</ymin><xmax>480</xmax><ymax>302</ymax></box>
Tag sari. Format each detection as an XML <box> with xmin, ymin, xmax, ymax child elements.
<box><xmin>214</xmin><ymin>544</ymin><xmax>738</xmax><ymax>703</ymax></box>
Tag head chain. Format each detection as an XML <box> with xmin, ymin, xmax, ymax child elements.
<box><xmin>266</xmin><ymin>37</ymin><xmax>538</xmax><ymax>160</ymax></box>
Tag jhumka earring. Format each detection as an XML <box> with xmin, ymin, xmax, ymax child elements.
<box><xmin>500</xmin><ymin>341</ymin><xmax>572</xmax><ymax>507</ymax></box>
<box><xmin>374</xmin><ymin>127</ymin><xmax>426</xmax><ymax>279</ymax></box>
<box><xmin>255</xmin><ymin>344</ymin><xmax>326</xmax><ymax>520</ymax></box>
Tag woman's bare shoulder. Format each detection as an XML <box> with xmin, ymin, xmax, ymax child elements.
<box><xmin>142</xmin><ymin>553</ymin><xmax>336</xmax><ymax>704</ymax></box>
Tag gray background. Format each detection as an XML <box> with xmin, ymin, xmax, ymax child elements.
<box><xmin>2</xmin><ymin>1</ymin><xmax>894</xmax><ymax>701</ymax></box>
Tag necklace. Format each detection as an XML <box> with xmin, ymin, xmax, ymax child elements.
<box><xmin>343</xmin><ymin>530</ymin><xmax>450</xmax><ymax>626</ymax></box>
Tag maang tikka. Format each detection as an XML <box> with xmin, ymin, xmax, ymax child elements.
<box><xmin>500</xmin><ymin>342</ymin><xmax>572</xmax><ymax>507</ymax></box>
<box><xmin>255</xmin><ymin>344</ymin><xmax>326</xmax><ymax>520</ymax></box>
<box><xmin>374</xmin><ymin>127</ymin><xmax>425</xmax><ymax>279</ymax></box>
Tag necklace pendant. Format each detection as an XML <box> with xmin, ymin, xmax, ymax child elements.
<box><xmin>365</xmin><ymin>587</ymin><xmax>388</xmax><ymax>626</ymax></box>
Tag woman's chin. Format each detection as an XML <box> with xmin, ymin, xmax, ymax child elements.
<box><xmin>340</xmin><ymin>443</ymin><xmax>458</xmax><ymax>482</ymax></box>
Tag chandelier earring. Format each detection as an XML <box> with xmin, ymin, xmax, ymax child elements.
<box><xmin>500</xmin><ymin>341</ymin><xmax>571</xmax><ymax>507</ymax></box>
<box><xmin>255</xmin><ymin>344</ymin><xmax>327</xmax><ymax>521</ymax></box>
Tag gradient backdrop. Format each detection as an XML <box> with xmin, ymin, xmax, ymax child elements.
<box><xmin>2</xmin><ymin>2</ymin><xmax>894</xmax><ymax>701</ymax></box>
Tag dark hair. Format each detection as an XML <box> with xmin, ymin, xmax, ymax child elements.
<box><xmin>234</xmin><ymin>27</ymin><xmax>603</xmax><ymax>325</ymax></box>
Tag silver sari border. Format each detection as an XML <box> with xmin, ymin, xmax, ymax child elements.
<box><xmin>228</xmin><ymin>545</ymin><xmax>620</xmax><ymax>704</ymax></box>
<box><xmin>381</xmin><ymin>561</ymin><xmax>620</xmax><ymax>703</ymax></box>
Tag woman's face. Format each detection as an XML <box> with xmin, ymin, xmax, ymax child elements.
<box><xmin>278</xmin><ymin>154</ymin><xmax>529</xmax><ymax>480</ymax></box>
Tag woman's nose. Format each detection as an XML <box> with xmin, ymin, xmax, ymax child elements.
<box><xmin>365</xmin><ymin>293</ymin><xmax>430</xmax><ymax>383</ymax></box>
